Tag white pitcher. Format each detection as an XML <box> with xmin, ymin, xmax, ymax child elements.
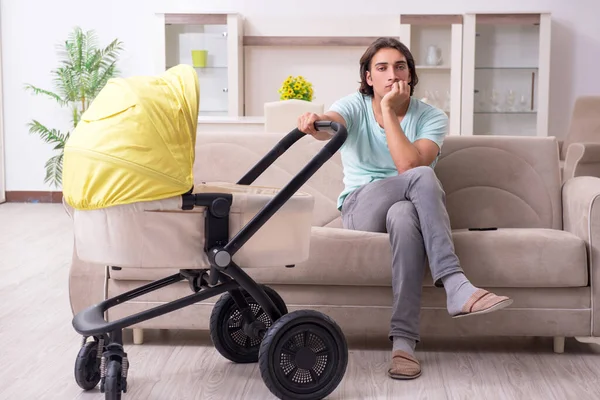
<box><xmin>426</xmin><ymin>45</ymin><xmax>442</xmax><ymax>66</ymax></box>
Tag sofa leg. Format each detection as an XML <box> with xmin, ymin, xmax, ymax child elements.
<box><xmin>575</xmin><ymin>336</ymin><xmax>600</xmax><ymax>346</ymax></box>
<box><xmin>133</xmin><ymin>328</ymin><xmax>144</xmax><ymax>345</ymax></box>
<box><xmin>553</xmin><ymin>336</ymin><xmax>565</xmax><ymax>353</ymax></box>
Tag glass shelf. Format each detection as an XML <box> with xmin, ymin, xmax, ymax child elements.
<box><xmin>475</xmin><ymin>66</ymin><xmax>538</xmax><ymax>70</ymax></box>
<box><xmin>416</xmin><ymin>65</ymin><xmax>451</xmax><ymax>70</ymax></box>
<box><xmin>475</xmin><ymin>111</ymin><xmax>537</xmax><ymax>114</ymax></box>
<box><xmin>166</xmin><ymin>66</ymin><xmax>228</xmax><ymax>70</ymax></box>
<box><xmin>192</xmin><ymin>32</ymin><xmax>227</xmax><ymax>39</ymax></box>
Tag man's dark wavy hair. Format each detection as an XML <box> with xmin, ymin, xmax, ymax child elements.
<box><xmin>359</xmin><ymin>37</ymin><xmax>418</xmax><ymax>96</ymax></box>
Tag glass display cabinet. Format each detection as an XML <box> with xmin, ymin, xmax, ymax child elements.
<box><xmin>461</xmin><ymin>13</ymin><xmax>551</xmax><ymax>136</ymax></box>
<box><xmin>154</xmin><ymin>13</ymin><xmax>244</xmax><ymax>117</ymax></box>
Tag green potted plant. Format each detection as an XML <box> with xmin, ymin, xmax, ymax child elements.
<box><xmin>25</xmin><ymin>27</ymin><xmax>124</xmax><ymax>187</ymax></box>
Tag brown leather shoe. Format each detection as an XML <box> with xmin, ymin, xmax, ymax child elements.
<box><xmin>387</xmin><ymin>350</ymin><xmax>422</xmax><ymax>380</ymax></box>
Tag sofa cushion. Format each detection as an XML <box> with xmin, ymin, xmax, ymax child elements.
<box><xmin>248</xmin><ymin>226</ymin><xmax>588</xmax><ymax>288</ymax></box>
<box><xmin>452</xmin><ymin>228</ymin><xmax>587</xmax><ymax>287</ymax></box>
<box><xmin>111</xmin><ymin>227</ymin><xmax>588</xmax><ymax>288</ymax></box>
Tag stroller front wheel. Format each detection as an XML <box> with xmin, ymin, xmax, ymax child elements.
<box><xmin>210</xmin><ymin>285</ymin><xmax>288</xmax><ymax>364</ymax></box>
<box><xmin>103</xmin><ymin>359</ymin><xmax>123</xmax><ymax>400</ymax></box>
<box><xmin>74</xmin><ymin>340</ymin><xmax>102</xmax><ymax>390</ymax></box>
<box><xmin>258</xmin><ymin>310</ymin><xmax>348</xmax><ymax>400</ymax></box>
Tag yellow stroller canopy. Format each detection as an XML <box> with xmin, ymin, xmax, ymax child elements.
<box><xmin>62</xmin><ymin>64</ymin><xmax>199</xmax><ymax>210</ymax></box>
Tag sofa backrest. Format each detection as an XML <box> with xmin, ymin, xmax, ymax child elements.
<box><xmin>436</xmin><ymin>135</ymin><xmax>562</xmax><ymax>230</ymax></box>
<box><xmin>194</xmin><ymin>131</ymin><xmax>345</xmax><ymax>228</ymax></box>
<box><xmin>194</xmin><ymin>131</ymin><xmax>562</xmax><ymax>230</ymax></box>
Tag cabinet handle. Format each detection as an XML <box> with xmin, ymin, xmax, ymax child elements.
<box><xmin>223</xmin><ymin>88</ymin><xmax>229</xmax><ymax>92</ymax></box>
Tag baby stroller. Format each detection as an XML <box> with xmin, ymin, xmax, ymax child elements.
<box><xmin>63</xmin><ymin>65</ymin><xmax>349</xmax><ymax>400</ymax></box>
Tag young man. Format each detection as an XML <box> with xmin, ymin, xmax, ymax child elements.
<box><xmin>297</xmin><ymin>37</ymin><xmax>513</xmax><ymax>380</ymax></box>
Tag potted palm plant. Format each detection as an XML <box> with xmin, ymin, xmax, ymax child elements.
<box><xmin>25</xmin><ymin>27</ymin><xmax>124</xmax><ymax>187</ymax></box>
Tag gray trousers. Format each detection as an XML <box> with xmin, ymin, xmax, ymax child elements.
<box><xmin>340</xmin><ymin>166</ymin><xmax>463</xmax><ymax>342</ymax></box>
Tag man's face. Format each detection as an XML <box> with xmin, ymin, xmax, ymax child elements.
<box><xmin>366</xmin><ymin>47</ymin><xmax>411</xmax><ymax>98</ymax></box>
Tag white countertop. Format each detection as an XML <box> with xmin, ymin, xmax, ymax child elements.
<box><xmin>197</xmin><ymin>116</ymin><xmax>265</xmax><ymax>124</ymax></box>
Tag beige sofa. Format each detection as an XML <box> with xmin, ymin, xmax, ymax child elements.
<box><xmin>68</xmin><ymin>131</ymin><xmax>600</xmax><ymax>353</ymax></box>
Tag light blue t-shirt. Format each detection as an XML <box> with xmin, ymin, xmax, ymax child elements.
<box><xmin>329</xmin><ymin>91</ymin><xmax>449</xmax><ymax>210</ymax></box>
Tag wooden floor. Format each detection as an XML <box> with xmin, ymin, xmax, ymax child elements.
<box><xmin>1</xmin><ymin>202</ymin><xmax>600</xmax><ymax>400</ymax></box>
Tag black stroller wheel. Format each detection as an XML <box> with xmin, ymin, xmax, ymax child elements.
<box><xmin>104</xmin><ymin>359</ymin><xmax>122</xmax><ymax>400</ymax></box>
<box><xmin>74</xmin><ymin>340</ymin><xmax>102</xmax><ymax>390</ymax></box>
<box><xmin>210</xmin><ymin>285</ymin><xmax>288</xmax><ymax>363</ymax></box>
<box><xmin>258</xmin><ymin>310</ymin><xmax>348</xmax><ymax>400</ymax></box>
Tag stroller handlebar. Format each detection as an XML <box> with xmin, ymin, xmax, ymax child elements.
<box><xmin>224</xmin><ymin>122</ymin><xmax>348</xmax><ymax>257</ymax></box>
<box><xmin>314</xmin><ymin>119</ymin><xmax>340</xmax><ymax>132</ymax></box>
<box><xmin>314</xmin><ymin>121</ymin><xmax>347</xmax><ymax>151</ymax></box>
<box><xmin>237</xmin><ymin>120</ymin><xmax>347</xmax><ymax>186</ymax></box>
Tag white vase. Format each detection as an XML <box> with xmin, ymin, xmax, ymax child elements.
<box><xmin>425</xmin><ymin>45</ymin><xmax>443</xmax><ymax>66</ymax></box>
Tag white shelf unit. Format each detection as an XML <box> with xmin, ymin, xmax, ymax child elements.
<box><xmin>240</xmin><ymin>15</ymin><xmax>403</xmax><ymax>117</ymax></box>
<box><xmin>153</xmin><ymin>13</ymin><xmax>244</xmax><ymax>117</ymax></box>
<box><xmin>461</xmin><ymin>13</ymin><xmax>551</xmax><ymax>136</ymax></box>
<box><xmin>399</xmin><ymin>14</ymin><xmax>464</xmax><ymax>136</ymax></box>
<box><xmin>152</xmin><ymin>12</ymin><xmax>550</xmax><ymax>133</ymax></box>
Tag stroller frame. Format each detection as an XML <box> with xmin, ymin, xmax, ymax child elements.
<box><xmin>72</xmin><ymin>122</ymin><xmax>349</xmax><ymax>400</ymax></box>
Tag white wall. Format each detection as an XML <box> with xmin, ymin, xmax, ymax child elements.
<box><xmin>2</xmin><ymin>0</ymin><xmax>599</xmax><ymax>191</ymax></box>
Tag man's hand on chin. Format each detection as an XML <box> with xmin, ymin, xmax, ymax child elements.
<box><xmin>381</xmin><ymin>81</ymin><xmax>410</xmax><ymax>113</ymax></box>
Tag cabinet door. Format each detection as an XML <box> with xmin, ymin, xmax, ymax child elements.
<box><xmin>462</xmin><ymin>13</ymin><xmax>551</xmax><ymax>136</ymax></box>
<box><xmin>158</xmin><ymin>13</ymin><xmax>243</xmax><ymax>117</ymax></box>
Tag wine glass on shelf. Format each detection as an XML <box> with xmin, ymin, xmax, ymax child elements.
<box><xmin>519</xmin><ymin>94</ymin><xmax>529</xmax><ymax>112</ymax></box>
<box><xmin>420</xmin><ymin>90</ymin><xmax>431</xmax><ymax>106</ymax></box>
<box><xmin>429</xmin><ymin>90</ymin><xmax>439</xmax><ymax>109</ymax></box>
<box><xmin>489</xmin><ymin>89</ymin><xmax>500</xmax><ymax>112</ymax></box>
<box><xmin>423</xmin><ymin>90</ymin><xmax>440</xmax><ymax>109</ymax></box>
<box><xmin>443</xmin><ymin>91</ymin><xmax>450</xmax><ymax>113</ymax></box>
<box><xmin>505</xmin><ymin>89</ymin><xmax>515</xmax><ymax>112</ymax></box>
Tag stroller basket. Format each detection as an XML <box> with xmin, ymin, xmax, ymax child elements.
<box><xmin>70</xmin><ymin>121</ymin><xmax>349</xmax><ymax>400</ymax></box>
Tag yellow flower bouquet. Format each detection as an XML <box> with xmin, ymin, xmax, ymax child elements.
<box><xmin>278</xmin><ymin>75</ymin><xmax>314</xmax><ymax>101</ymax></box>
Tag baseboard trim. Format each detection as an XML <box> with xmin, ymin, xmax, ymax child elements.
<box><xmin>5</xmin><ymin>191</ymin><xmax>63</xmax><ymax>203</ymax></box>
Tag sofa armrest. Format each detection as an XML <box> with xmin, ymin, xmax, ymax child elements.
<box><xmin>563</xmin><ymin>143</ymin><xmax>600</xmax><ymax>181</ymax></box>
<box><xmin>563</xmin><ymin>176</ymin><xmax>600</xmax><ymax>336</ymax></box>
